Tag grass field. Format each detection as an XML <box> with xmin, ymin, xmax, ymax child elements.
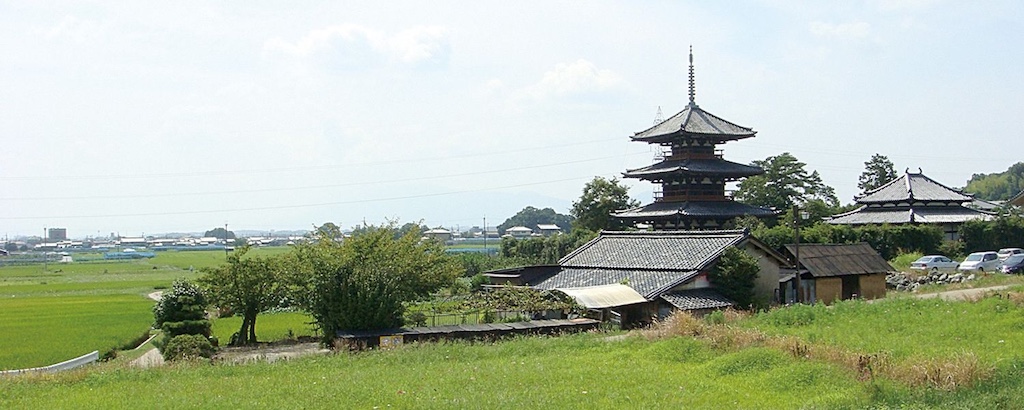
<box><xmin>0</xmin><ymin>248</ymin><xmax>287</xmax><ymax>370</ymax></box>
<box><xmin>0</xmin><ymin>334</ymin><xmax>872</xmax><ymax>408</ymax></box>
<box><xmin>7</xmin><ymin>293</ymin><xmax>1024</xmax><ymax>407</ymax></box>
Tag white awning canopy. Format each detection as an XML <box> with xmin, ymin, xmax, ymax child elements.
<box><xmin>556</xmin><ymin>284</ymin><xmax>648</xmax><ymax>309</ymax></box>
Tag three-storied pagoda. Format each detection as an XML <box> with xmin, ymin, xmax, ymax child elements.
<box><xmin>613</xmin><ymin>49</ymin><xmax>775</xmax><ymax>230</ymax></box>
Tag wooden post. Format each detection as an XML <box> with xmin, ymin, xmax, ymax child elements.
<box><xmin>792</xmin><ymin>206</ymin><xmax>801</xmax><ymax>304</ymax></box>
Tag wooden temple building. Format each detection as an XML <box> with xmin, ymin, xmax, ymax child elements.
<box><xmin>828</xmin><ymin>169</ymin><xmax>995</xmax><ymax>240</ymax></box>
<box><xmin>612</xmin><ymin>49</ymin><xmax>775</xmax><ymax>230</ymax></box>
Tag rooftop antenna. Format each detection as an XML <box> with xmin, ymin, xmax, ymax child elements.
<box><xmin>688</xmin><ymin>45</ymin><xmax>697</xmax><ymax>107</ymax></box>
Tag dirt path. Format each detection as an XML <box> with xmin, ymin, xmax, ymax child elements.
<box><xmin>215</xmin><ymin>341</ymin><xmax>329</xmax><ymax>364</ymax></box>
<box><xmin>913</xmin><ymin>284</ymin><xmax>1016</xmax><ymax>301</ymax></box>
<box><xmin>147</xmin><ymin>291</ymin><xmax>163</xmax><ymax>302</ymax></box>
<box><xmin>131</xmin><ymin>348</ymin><xmax>165</xmax><ymax>368</ymax></box>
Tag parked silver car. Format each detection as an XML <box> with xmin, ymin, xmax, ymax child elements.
<box><xmin>910</xmin><ymin>255</ymin><xmax>959</xmax><ymax>272</ymax></box>
<box><xmin>958</xmin><ymin>251</ymin><xmax>1000</xmax><ymax>273</ymax></box>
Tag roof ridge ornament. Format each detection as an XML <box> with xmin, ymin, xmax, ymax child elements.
<box><xmin>688</xmin><ymin>45</ymin><xmax>697</xmax><ymax>107</ymax></box>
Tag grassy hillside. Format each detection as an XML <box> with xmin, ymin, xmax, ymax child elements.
<box><xmin>7</xmin><ymin>292</ymin><xmax>1024</xmax><ymax>407</ymax></box>
<box><xmin>0</xmin><ymin>334</ymin><xmax>870</xmax><ymax>408</ymax></box>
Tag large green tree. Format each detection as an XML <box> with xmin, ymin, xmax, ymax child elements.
<box><xmin>857</xmin><ymin>154</ymin><xmax>898</xmax><ymax>196</ymax></box>
<box><xmin>964</xmin><ymin>162</ymin><xmax>1024</xmax><ymax>201</ymax></box>
<box><xmin>734</xmin><ymin>152</ymin><xmax>839</xmax><ymax>211</ymax></box>
<box><xmin>198</xmin><ymin>246</ymin><xmax>293</xmax><ymax>345</ymax></box>
<box><xmin>294</xmin><ymin>224</ymin><xmax>461</xmax><ymax>342</ymax></box>
<box><xmin>497</xmin><ymin>206</ymin><xmax>573</xmax><ymax>234</ymax></box>
<box><xmin>571</xmin><ymin>177</ymin><xmax>639</xmax><ymax>232</ymax></box>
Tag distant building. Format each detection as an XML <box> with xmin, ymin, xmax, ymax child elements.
<box><xmin>48</xmin><ymin>228</ymin><xmax>67</xmax><ymax>241</ymax></box>
<box><xmin>537</xmin><ymin>224</ymin><xmax>563</xmax><ymax>236</ymax></box>
<box><xmin>828</xmin><ymin>170</ymin><xmax>995</xmax><ymax>240</ymax></box>
<box><xmin>1010</xmin><ymin>189</ymin><xmax>1024</xmax><ymax>208</ymax></box>
<box><xmin>422</xmin><ymin>228</ymin><xmax>453</xmax><ymax>242</ymax></box>
<box><xmin>505</xmin><ymin>226</ymin><xmax>534</xmax><ymax>238</ymax></box>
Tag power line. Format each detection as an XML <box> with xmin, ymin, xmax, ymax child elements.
<box><xmin>0</xmin><ymin>175</ymin><xmax>612</xmax><ymax>221</ymax></box>
<box><xmin>0</xmin><ymin>136</ymin><xmax>627</xmax><ymax>182</ymax></box>
<box><xmin>0</xmin><ymin>151</ymin><xmax>648</xmax><ymax>201</ymax></box>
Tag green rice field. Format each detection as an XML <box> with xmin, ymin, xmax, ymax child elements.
<box><xmin>0</xmin><ymin>248</ymin><xmax>287</xmax><ymax>370</ymax></box>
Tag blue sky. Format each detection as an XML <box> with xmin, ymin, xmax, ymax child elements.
<box><xmin>1</xmin><ymin>1</ymin><xmax>1022</xmax><ymax>238</ymax></box>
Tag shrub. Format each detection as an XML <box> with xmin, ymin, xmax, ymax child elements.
<box><xmin>708</xmin><ymin>247</ymin><xmax>760</xmax><ymax>309</ymax></box>
<box><xmin>162</xmin><ymin>334</ymin><xmax>214</xmax><ymax>361</ymax></box>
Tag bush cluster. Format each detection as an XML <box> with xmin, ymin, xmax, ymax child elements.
<box><xmin>162</xmin><ymin>334</ymin><xmax>214</xmax><ymax>361</ymax></box>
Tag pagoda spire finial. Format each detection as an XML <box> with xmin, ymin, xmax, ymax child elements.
<box><xmin>688</xmin><ymin>45</ymin><xmax>696</xmax><ymax>107</ymax></box>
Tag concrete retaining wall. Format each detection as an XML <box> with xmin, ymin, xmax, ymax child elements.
<box><xmin>0</xmin><ymin>351</ymin><xmax>99</xmax><ymax>376</ymax></box>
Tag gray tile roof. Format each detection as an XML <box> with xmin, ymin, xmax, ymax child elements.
<box><xmin>560</xmin><ymin>230</ymin><xmax>747</xmax><ymax>270</ymax></box>
<box><xmin>661</xmin><ymin>289</ymin><xmax>735</xmax><ymax>310</ymax></box>
<box><xmin>613</xmin><ymin>200</ymin><xmax>776</xmax><ymax>219</ymax></box>
<box><xmin>623</xmin><ymin>158</ymin><xmax>764</xmax><ymax>179</ymax></box>
<box><xmin>533</xmin><ymin>268</ymin><xmax>699</xmax><ymax>299</ymax></box>
<box><xmin>633</xmin><ymin>103</ymin><xmax>755</xmax><ymax>143</ymax></box>
<box><xmin>828</xmin><ymin>205</ymin><xmax>993</xmax><ymax>225</ymax></box>
<box><xmin>857</xmin><ymin>171</ymin><xmax>973</xmax><ymax>204</ymax></box>
<box><xmin>783</xmin><ymin>243</ymin><xmax>894</xmax><ymax>278</ymax></box>
<box><xmin>530</xmin><ymin>230</ymin><xmax>751</xmax><ymax>299</ymax></box>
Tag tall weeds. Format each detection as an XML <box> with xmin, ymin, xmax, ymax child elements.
<box><xmin>642</xmin><ymin>310</ymin><xmax>993</xmax><ymax>391</ymax></box>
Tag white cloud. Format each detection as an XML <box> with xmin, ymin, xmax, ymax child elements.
<box><xmin>263</xmin><ymin>24</ymin><xmax>449</xmax><ymax>66</ymax></box>
<box><xmin>872</xmin><ymin>0</ymin><xmax>941</xmax><ymax>12</ymax></box>
<box><xmin>522</xmin><ymin>59</ymin><xmax>624</xmax><ymax>100</ymax></box>
<box><xmin>45</xmin><ymin>15</ymin><xmax>102</xmax><ymax>43</ymax></box>
<box><xmin>809</xmin><ymin>21</ymin><xmax>872</xmax><ymax>40</ymax></box>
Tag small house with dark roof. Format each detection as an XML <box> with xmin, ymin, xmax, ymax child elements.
<box><xmin>485</xmin><ymin>229</ymin><xmax>788</xmax><ymax>326</ymax></box>
<box><xmin>828</xmin><ymin>170</ymin><xmax>995</xmax><ymax>240</ymax></box>
<box><xmin>612</xmin><ymin>48</ymin><xmax>775</xmax><ymax>230</ymax></box>
<box><xmin>781</xmin><ymin>243</ymin><xmax>893</xmax><ymax>305</ymax></box>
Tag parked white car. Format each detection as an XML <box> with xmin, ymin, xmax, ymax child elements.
<box><xmin>997</xmin><ymin>248</ymin><xmax>1024</xmax><ymax>261</ymax></box>
<box><xmin>958</xmin><ymin>251</ymin><xmax>1000</xmax><ymax>273</ymax></box>
<box><xmin>910</xmin><ymin>255</ymin><xmax>959</xmax><ymax>272</ymax></box>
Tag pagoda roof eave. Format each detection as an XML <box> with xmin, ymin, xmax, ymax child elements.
<box><xmin>632</xmin><ymin>104</ymin><xmax>755</xmax><ymax>143</ymax></box>
<box><xmin>623</xmin><ymin>158</ymin><xmax>764</xmax><ymax>179</ymax></box>
<box><xmin>613</xmin><ymin>200</ymin><xmax>776</xmax><ymax>220</ymax></box>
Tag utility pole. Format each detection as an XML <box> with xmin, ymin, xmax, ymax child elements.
<box><xmin>224</xmin><ymin>223</ymin><xmax>229</xmax><ymax>257</ymax></box>
<box><xmin>482</xmin><ymin>216</ymin><xmax>487</xmax><ymax>254</ymax></box>
<box><xmin>42</xmin><ymin>227</ymin><xmax>47</xmax><ymax>272</ymax></box>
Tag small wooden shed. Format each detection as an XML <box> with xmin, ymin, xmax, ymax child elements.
<box><xmin>783</xmin><ymin>243</ymin><xmax>893</xmax><ymax>304</ymax></box>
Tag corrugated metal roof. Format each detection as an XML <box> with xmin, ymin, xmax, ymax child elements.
<box><xmin>633</xmin><ymin>103</ymin><xmax>755</xmax><ymax>142</ymax></box>
<box><xmin>783</xmin><ymin>243</ymin><xmax>894</xmax><ymax>278</ymax></box>
<box><xmin>857</xmin><ymin>172</ymin><xmax>973</xmax><ymax>204</ymax></box>
<box><xmin>556</xmin><ymin>284</ymin><xmax>648</xmax><ymax>309</ymax></box>
<box><xmin>533</xmin><ymin>267</ymin><xmax>699</xmax><ymax>299</ymax></box>
<box><xmin>660</xmin><ymin>289</ymin><xmax>734</xmax><ymax>310</ymax></box>
<box><xmin>623</xmin><ymin>158</ymin><xmax>764</xmax><ymax>179</ymax></box>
